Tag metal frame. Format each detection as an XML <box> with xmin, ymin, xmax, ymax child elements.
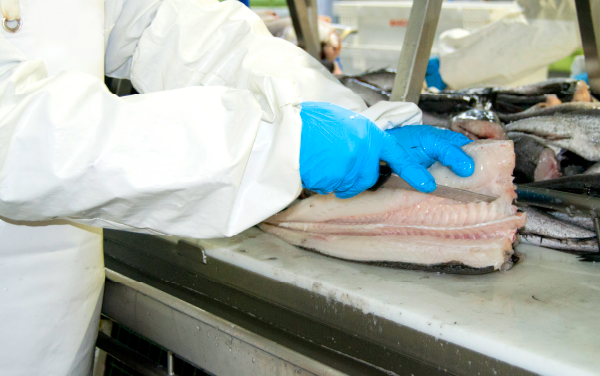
<box><xmin>390</xmin><ymin>0</ymin><xmax>443</xmax><ymax>104</ymax></box>
<box><xmin>103</xmin><ymin>229</ymin><xmax>534</xmax><ymax>376</ymax></box>
<box><xmin>286</xmin><ymin>0</ymin><xmax>321</xmax><ymax>59</ymax></box>
<box><xmin>575</xmin><ymin>0</ymin><xmax>600</xmax><ymax>94</ymax></box>
<box><xmin>96</xmin><ymin>331</ymin><xmax>171</xmax><ymax>376</ymax></box>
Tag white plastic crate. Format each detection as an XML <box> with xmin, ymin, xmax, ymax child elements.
<box><xmin>334</xmin><ymin>1</ymin><xmax>519</xmax><ymax>75</ymax></box>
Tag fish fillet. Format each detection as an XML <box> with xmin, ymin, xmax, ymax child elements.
<box><xmin>261</xmin><ymin>140</ymin><xmax>525</xmax><ymax>272</ymax></box>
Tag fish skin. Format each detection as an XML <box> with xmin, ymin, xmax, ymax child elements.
<box><xmin>495</xmin><ymin>78</ymin><xmax>579</xmax><ymax>96</ymax></box>
<box><xmin>449</xmin><ymin>109</ymin><xmax>508</xmax><ymax>140</ymax></box>
<box><xmin>518</xmin><ymin>206</ymin><xmax>595</xmax><ymax>239</ymax></box>
<box><xmin>353</xmin><ymin>69</ymin><xmax>396</xmax><ymax>93</ymax></box>
<box><xmin>511</xmin><ymin>133</ymin><xmax>561</xmax><ymax>182</ymax></box>
<box><xmin>451</xmin><ymin>120</ymin><xmax>508</xmax><ymax>140</ymax></box>
<box><xmin>337</xmin><ymin>77</ymin><xmax>389</xmax><ymax>107</ymax></box>
<box><xmin>262</xmin><ymin>140</ymin><xmax>524</xmax><ymax>272</ymax></box>
<box><xmin>520</xmin><ymin>234</ymin><xmax>598</xmax><ymax>253</ymax></box>
<box><xmin>498</xmin><ymin>102</ymin><xmax>600</xmax><ymax>122</ymax></box>
<box><xmin>506</xmin><ymin>112</ymin><xmax>600</xmax><ymax>161</ymax></box>
<box><xmin>549</xmin><ymin>212</ymin><xmax>596</xmax><ymax>232</ymax></box>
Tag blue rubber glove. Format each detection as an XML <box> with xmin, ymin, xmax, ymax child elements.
<box><xmin>299</xmin><ymin>102</ymin><xmax>474</xmax><ymax>198</ymax></box>
<box><xmin>385</xmin><ymin>125</ymin><xmax>475</xmax><ymax>190</ymax></box>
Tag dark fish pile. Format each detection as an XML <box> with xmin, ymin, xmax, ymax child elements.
<box><xmin>339</xmin><ymin>71</ymin><xmax>600</xmax><ymax>254</ymax></box>
<box><xmin>339</xmin><ymin>71</ymin><xmax>599</xmax><ymax>184</ymax></box>
<box><xmin>517</xmin><ymin>204</ymin><xmax>598</xmax><ymax>253</ymax></box>
<box><xmin>515</xmin><ymin>173</ymin><xmax>600</xmax><ymax>253</ymax></box>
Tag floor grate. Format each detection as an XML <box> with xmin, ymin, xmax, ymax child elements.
<box><xmin>103</xmin><ymin>322</ymin><xmax>211</xmax><ymax>376</ymax></box>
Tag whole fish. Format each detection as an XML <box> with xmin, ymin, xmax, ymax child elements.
<box><xmin>511</xmin><ymin>134</ymin><xmax>561</xmax><ymax>182</ymax></box>
<box><xmin>418</xmin><ymin>93</ymin><xmax>476</xmax><ymax>114</ymax></box>
<box><xmin>506</xmin><ymin>110</ymin><xmax>600</xmax><ymax>161</ymax></box>
<box><xmin>495</xmin><ymin>78</ymin><xmax>579</xmax><ymax>96</ymax></box>
<box><xmin>449</xmin><ymin>109</ymin><xmax>508</xmax><ymax>140</ymax></box>
<box><xmin>337</xmin><ymin>77</ymin><xmax>389</xmax><ymax>107</ymax></box>
<box><xmin>521</xmin><ymin>173</ymin><xmax>600</xmax><ymax>198</ymax></box>
<box><xmin>520</xmin><ymin>235</ymin><xmax>598</xmax><ymax>253</ymax></box>
<box><xmin>549</xmin><ymin>212</ymin><xmax>596</xmax><ymax>232</ymax></box>
<box><xmin>498</xmin><ymin>102</ymin><xmax>600</xmax><ymax>122</ymax></box>
<box><xmin>261</xmin><ymin>140</ymin><xmax>525</xmax><ymax>274</ymax></box>
<box><xmin>353</xmin><ymin>69</ymin><xmax>396</xmax><ymax>93</ymax></box>
<box><xmin>494</xmin><ymin>94</ymin><xmax>551</xmax><ymax>114</ymax></box>
<box><xmin>518</xmin><ymin>206</ymin><xmax>595</xmax><ymax>239</ymax></box>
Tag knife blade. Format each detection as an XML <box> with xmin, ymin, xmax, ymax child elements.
<box><xmin>368</xmin><ymin>165</ymin><xmax>497</xmax><ymax>203</ymax></box>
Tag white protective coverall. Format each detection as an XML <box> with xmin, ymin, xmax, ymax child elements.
<box><xmin>438</xmin><ymin>0</ymin><xmax>581</xmax><ymax>89</ymax></box>
<box><xmin>0</xmin><ymin>0</ymin><xmax>420</xmax><ymax>374</ymax></box>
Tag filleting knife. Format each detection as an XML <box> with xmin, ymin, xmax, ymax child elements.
<box><xmin>368</xmin><ymin>164</ymin><xmax>497</xmax><ymax>203</ymax></box>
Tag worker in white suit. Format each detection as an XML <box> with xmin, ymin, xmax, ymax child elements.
<box><xmin>0</xmin><ymin>0</ymin><xmax>475</xmax><ymax>374</ymax></box>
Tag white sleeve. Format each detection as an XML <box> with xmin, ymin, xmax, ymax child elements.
<box><xmin>104</xmin><ymin>0</ymin><xmax>367</xmax><ymax>111</ymax></box>
<box><xmin>0</xmin><ymin>28</ymin><xmax>300</xmax><ymax>238</ymax></box>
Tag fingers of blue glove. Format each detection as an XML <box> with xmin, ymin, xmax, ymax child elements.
<box><xmin>400</xmin><ymin>164</ymin><xmax>437</xmax><ymax>193</ymax></box>
<box><xmin>433</xmin><ymin>127</ymin><xmax>473</xmax><ymax>147</ymax></box>
<box><xmin>335</xmin><ymin>165</ymin><xmax>380</xmax><ymax>199</ymax></box>
<box><xmin>379</xmin><ymin>135</ymin><xmax>437</xmax><ymax>193</ymax></box>
<box><xmin>435</xmin><ymin>143</ymin><xmax>475</xmax><ymax>177</ymax></box>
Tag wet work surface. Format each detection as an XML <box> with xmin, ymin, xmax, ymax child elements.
<box><xmin>189</xmin><ymin>228</ymin><xmax>600</xmax><ymax>376</ymax></box>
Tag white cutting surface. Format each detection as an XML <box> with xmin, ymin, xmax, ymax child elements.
<box><xmin>189</xmin><ymin>228</ymin><xmax>600</xmax><ymax>376</ymax></box>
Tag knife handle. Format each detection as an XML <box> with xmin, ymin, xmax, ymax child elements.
<box><xmin>368</xmin><ymin>164</ymin><xmax>392</xmax><ymax>191</ymax></box>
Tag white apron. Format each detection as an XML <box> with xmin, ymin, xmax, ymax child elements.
<box><xmin>0</xmin><ymin>0</ymin><xmax>105</xmax><ymax>375</ymax></box>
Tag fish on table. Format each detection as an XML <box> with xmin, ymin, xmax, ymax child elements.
<box><xmin>517</xmin><ymin>205</ymin><xmax>598</xmax><ymax>253</ymax></box>
<box><xmin>506</xmin><ymin>109</ymin><xmax>600</xmax><ymax>162</ymax></box>
<box><xmin>260</xmin><ymin>140</ymin><xmax>526</xmax><ymax>274</ymax></box>
<box><xmin>498</xmin><ymin>101</ymin><xmax>600</xmax><ymax>123</ymax></box>
<box><xmin>449</xmin><ymin>109</ymin><xmax>508</xmax><ymax>141</ymax></box>
<box><xmin>511</xmin><ymin>133</ymin><xmax>561</xmax><ymax>183</ymax></box>
<box><xmin>336</xmin><ymin>76</ymin><xmax>390</xmax><ymax>107</ymax></box>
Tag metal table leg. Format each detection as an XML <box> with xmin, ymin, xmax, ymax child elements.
<box><xmin>286</xmin><ymin>0</ymin><xmax>321</xmax><ymax>59</ymax></box>
<box><xmin>575</xmin><ymin>0</ymin><xmax>600</xmax><ymax>94</ymax></box>
<box><xmin>390</xmin><ymin>0</ymin><xmax>443</xmax><ymax>104</ymax></box>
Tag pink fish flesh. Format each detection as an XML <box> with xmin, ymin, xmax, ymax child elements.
<box><xmin>260</xmin><ymin>140</ymin><xmax>526</xmax><ymax>272</ymax></box>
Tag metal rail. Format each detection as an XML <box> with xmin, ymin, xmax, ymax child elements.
<box><xmin>575</xmin><ymin>0</ymin><xmax>600</xmax><ymax>94</ymax></box>
<box><xmin>390</xmin><ymin>0</ymin><xmax>443</xmax><ymax>104</ymax></box>
<box><xmin>286</xmin><ymin>0</ymin><xmax>321</xmax><ymax>59</ymax></box>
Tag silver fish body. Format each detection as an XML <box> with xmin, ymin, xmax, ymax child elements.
<box><xmin>337</xmin><ymin>77</ymin><xmax>389</xmax><ymax>107</ymax></box>
<box><xmin>549</xmin><ymin>212</ymin><xmax>596</xmax><ymax>232</ymax></box>
<box><xmin>519</xmin><ymin>206</ymin><xmax>595</xmax><ymax>239</ymax></box>
<box><xmin>353</xmin><ymin>69</ymin><xmax>396</xmax><ymax>93</ymax></box>
<box><xmin>499</xmin><ymin>102</ymin><xmax>600</xmax><ymax>122</ymax></box>
<box><xmin>520</xmin><ymin>234</ymin><xmax>598</xmax><ymax>252</ymax></box>
<box><xmin>506</xmin><ymin>111</ymin><xmax>600</xmax><ymax>161</ymax></box>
